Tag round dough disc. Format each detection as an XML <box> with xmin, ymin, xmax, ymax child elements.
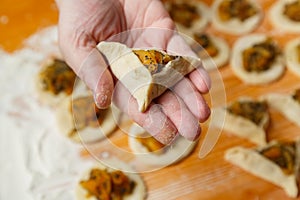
<box><xmin>211</xmin><ymin>0</ymin><xmax>263</xmax><ymax>35</ymax></box>
<box><xmin>230</xmin><ymin>34</ymin><xmax>285</xmax><ymax>85</ymax></box>
<box><xmin>128</xmin><ymin>123</ymin><xmax>197</xmax><ymax>166</ymax></box>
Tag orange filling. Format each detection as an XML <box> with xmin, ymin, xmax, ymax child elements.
<box><xmin>242</xmin><ymin>39</ymin><xmax>280</xmax><ymax>72</ymax></box>
<box><xmin>293</xmin><ymin>89</ymin><xmax>300</xmax><ymax>104</ymax></box>
<box><xmin>136</xmin><ymin>135</ymin><xmax>165</xmax><ymax>154</ymax></box>
<box><xmin>259</xmin><ymin>143</ymin><xmax>295</xmax><ymax>175</ymax></box>
<box><xmin>39</xmin><ymin>59</ymin><xmax>76</xmax><ymax>95</ymax></box>
<box><xmin>168</xmin><ymin>2</ymin><xmax>201</xmax><ymax>28</ymax></box>
<box><xmin>133</xmin><ymin>50</ymin><xmax>175</xmax><ymax>74</ymax></box>
<box><xmin>284</xmin><ymin>1</ymin><xmax>300</xmax><ymax>22</ymax></box>
<box><xmin>297</xmin><ymin>44</ymin><xmax>300</xmax><ymax>63</ymax></box>
<box><xmin>193</xmin><ymin>33</ymin><xmax>219</xmax><ymax>58</ymax></box>
<box><xmin>218</xmin><ymin>0</ymin><xmax>258</xmax><ymax>22</ymax></box>
<box><xmin>80</xmin><ymin>168</ymin><xmax>135</xmax><ymax>200</ymax></box>
<box><xmin>70</xmin><ymin>96</ymin><xmax>107</xmax><ymax>135</ymax></box>
<box><xmin>227</xmin><ymin>101</ymin><xmax>268</xmax><ymax>125</ymax></box>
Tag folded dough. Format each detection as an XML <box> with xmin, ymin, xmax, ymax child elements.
<box><xmin>263</xmin><ymin>89</ymin><xmax>300</xmax><ymax>127</ymax></box>
<box><xmin>97</xmin><ymin>41</ymin><xmax>198</xmax><ymax>112</ymax></box>
<box><xmin>213</xmin><ymin>97</ymin><xmax>269</xmax><ymax>146</ymax></box>
<box><xmin>225</xmin><ymin>140</ymin><xmax>300</xmax><ymax>198</ymax></box>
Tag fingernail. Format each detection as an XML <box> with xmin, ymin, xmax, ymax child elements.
<box><xmin>94</xmin><ymin>92</ymin><xmax>110</xmax><ymax>109</ymax></box>
<box><xmin>154</xmin><ymin>121</ymin><xmax>178</xmax><ymax>145</ymax></box>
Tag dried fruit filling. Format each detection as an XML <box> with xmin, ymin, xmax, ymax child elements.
<box><xmin>39</xmin><ymin>59</ymin><xmax>76</xmax><ymax>95</ymax></box>
<box><xmin>293</xmin><ymin>89</ymin><xmax>300</xmax><ymax>104</ymax></box>
<box><xmin>133</xmin><ymin>50</ymin><xmax>176</xmax><ymax>74</ymax></box>
<box><xmin>193</xmin><ymin>33</ymin><xmax>219</xmax><ymax>58</ymax></box>
<box><xmin>259</xmin><ymin>143</ymin><xmax>296</xmax><ymax>175</ymax></box>
<box><xmin>80</xmin><ymin>168</ymin><xmax>136</xmax><ymax>200</ymax></box>
<box><xmin>218</xmin><ymin>0</ymin><xmax>258</xmax><ymax>22</ymax></box>
<box><xmin>136</xmin><ymin>135</ymin><xmax>165</xmax><ymax>154</ymax></box>
<box><xmin>227</xmin><ymin>101</ymin><xmax>268</xmax><ymax>125</ymax></box>
<box><xmin>242</xmin><ymin>39</ymin><xmax>280</xmax><ymax>72</ymax></box>
<box><xmin>284</xmin><ymin>1</ymin><xmax>300</xmax><ymax>22</ymax></box>
<box><xmin>297</xmin><ymin>44</ymin><xmax>300</xmax><ymax>63</ymax></box>
<box><xmin>168</xmin><ymin>2</ymin><xmax>201</xmax><ymax>28</ymax></box>
<box><xmin>70</xmin><ymin>96</ymin><xmax>108</xmax><ymax>135</ymax></box>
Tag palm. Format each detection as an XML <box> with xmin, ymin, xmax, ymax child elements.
<box><xmin>123</xmin><ymin>0</ymin><xmax>171</xmax><ymax>28</ymax></box>
<box><xmin>57</xmin><ymin>0</ymin><xmax>211</xmax><ymax>144</ymax></box>
<box><xmin>122</xmin><ymin>0</ymin><xmax>174</xmax><ymax>48</ymax></box>
<box><xmin>97</xmin><ymin>0</ymin><xmax>177</xmax><ymax>51</ymax></box>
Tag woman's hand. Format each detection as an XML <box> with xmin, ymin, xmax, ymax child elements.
<box><xmin>57</xmin><ymin>0</ymin><xmax>211</xmax><ymax>144</ymax></box>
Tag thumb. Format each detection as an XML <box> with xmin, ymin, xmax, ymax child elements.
<box><xmin>78</xmin><ymin>49</ymin><xmax>114</xmax><ymax>109</ymax></box>
<box><xmin>60</xmin><ymin>43</ymin><xmax>114</xmax><ymax>108</ymax></box>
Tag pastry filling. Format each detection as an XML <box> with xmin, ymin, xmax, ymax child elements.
<box><xmin>70</xmin><ymin>96</ymin><xmax>107</xmax><ymax>135</ymax></box>
<box><xmin>293</xmin><ymin>89</ymin><xmax>300</xmax><ymax>104</ymax></box>
<box><xmin>193</xmin><ymin>33</ymin><xmax>219</xmax><ymax>58</ymax></box>
<box><xmin>133</xmin><ymin>50</ymin><xmax>176</xmax><ymax>74</ymax></box>
<box><xmin>39</xmin><ymin>59</ymin><xmax>76</xmax><ymax>95</ymax></box>
<box><xmin>218</xmin><ymin>0</ymin><xmax>258</xmax><ymax>22</ymax></box>
<box><xmin>136</xmin><ymin>135</ymin><xmax>165</xmax><ymax>154</ymax></box>
<box><xmin>227</xmin><ymin>101</ymin><xmax>268</xmax><ymax>125</ymax></box>
<box><xmin>297</xmin><ymin>44</ymin><xmax>300</xmax><ymax>63</ymax></box>
<box><xmin>259</xmin><ymin>143</ymin><xmax>296</xmax><ymax>175</ymax></box>
<box><xmin>283</xmin><ymin>1</ymin><xmax>300</xmax><ymax>22</ymax></box>
<box><xmin>80</xmin><ymin>168</ymin><xmax>136</xmax><ymax>200</ymax></box>
<box><xmin>168</xmin><ymin>2</ymin><xmax>201</xmax><ymax>28</ymax></box>
<box><xmin>242</xmin><ymin>39</ymin><xmax>280</xmax><ymax>72</ymax></box>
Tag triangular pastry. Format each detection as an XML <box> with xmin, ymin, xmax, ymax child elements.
<box><xmin>213</xmin><ymin>97</ymin><xmax>269</xmax><ymax>145</ymax></box>
<box><xmin>97</xmin><ymin>41</ymin><xmax>198</xmax><ymax>112</ymax></box>
<box><xmin>225</xmin><ymin>140</ymin><xmax>300</xmax><ymax>198</ymax></box>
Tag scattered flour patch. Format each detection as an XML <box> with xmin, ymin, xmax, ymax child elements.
<box><xmin>0</xmin><ymin>26</ymin><xmax>93</xmax><ymax>200</ymax></box>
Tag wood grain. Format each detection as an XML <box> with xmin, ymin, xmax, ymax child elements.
<box><xmin>2</xmin><ymin>0</ymin><xmax>300</xmax><ymax>199</ymax></box>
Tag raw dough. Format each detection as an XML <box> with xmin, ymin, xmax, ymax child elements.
<box><xmin>97</xmin><ymin>41</ymin><xmax>198</xmax><ymax>112</ymax></box>
<box><xmin>231</xmin><ymin>34</ymin><xmax>285</xmax><ymax>85</ymax></box>
<box><xmin>211</xmin><ymin>0</ymin><xmax>263</xmax><ymax>35</ymax></box>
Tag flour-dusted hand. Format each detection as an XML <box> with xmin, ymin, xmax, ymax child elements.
<box><xmin>56</xmin><ymin>0</ymin><xmax>211</xmax><ymax>144</ymax></box>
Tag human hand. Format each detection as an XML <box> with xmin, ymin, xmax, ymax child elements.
<box><xmin>57</xmin><ymin>0</ymin><xmax>211</xmax><ymax>144</ymax></box>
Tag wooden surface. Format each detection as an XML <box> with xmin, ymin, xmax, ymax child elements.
<box><xmin>0</xmin><ymin>0</ymin><xmax>58</xmax><ymax>52</ymax></box>
<box><xmin>3</xmin><ymin>0</ymin><xmax>300</xmax><ymax>199</ymax></box>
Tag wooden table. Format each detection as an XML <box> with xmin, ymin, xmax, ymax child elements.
<box><xmin>2</xmin><ymin>0</ymin><xmax>300</xmax><ymax>199</ymax></box>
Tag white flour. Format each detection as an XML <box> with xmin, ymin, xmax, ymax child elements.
<box><xmin>0</xmin><ymin>26</ymin><xmax>93</xmax><ymax>200</ymax></box>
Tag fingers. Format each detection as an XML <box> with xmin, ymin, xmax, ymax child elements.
<box><xmin>57</xmin><ymin>22</ymin><xmax>115</xmax><ymax>108</ymax></box>
<box><xmin>77</xmin><ymin>49</ymin><xmax>114</xmax><ymax>108</ymax></box>
<box><xmin>166</xmin><ymin>32</ymin><xmax>197</xmax><ymax>57</ymax></box>
<box><xmin>112</xmin><ymin>82</ymin><xmax>177</xmax><ymax>145</ymax></box>
<box><xmin>156</xmin><ymin>91</ymin><xmax>201</xmax><ymax>141</ymax></box>
<box><xmin>60</xmin><ymin>43</ymin><xmax>114</xmax><ymax>108</ymax></box>
<box><xmin>165</xmin><ymin>32</ymin><xmax>211</xmax><ymax>122</ymax></box>
<box><xmin>172</xmin><ymin>78</ymin><xmax>211</xmax><ymax>122</ymax></box>
<box><xmin>165</xmin><ymin>31</ymin><xmax>211</xmax><ymax>94</ymax></box>
<box><xmin>189</xmin><ymin>67</ymin><xmax>211</xmax><ymax>94</ymax></box>
<box><xmin>57</xmin><ymin>6</ymin><xmax>115</xmax><ymax>108</ymax></box>
<box><xmin>57</xmin><ymin>0</ymin><xmax>126</xmax><ymax>108</ymax></box>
